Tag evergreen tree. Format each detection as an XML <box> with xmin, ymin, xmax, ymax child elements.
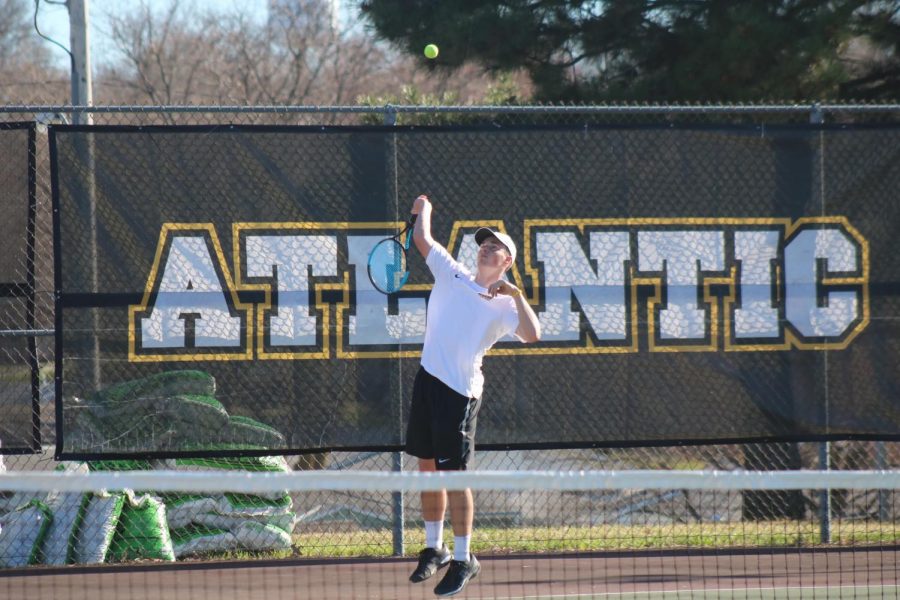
<box><xmin>358</xmin><ymin>0</ymin><xmax>899</xmax><ymax>101</ymax></box>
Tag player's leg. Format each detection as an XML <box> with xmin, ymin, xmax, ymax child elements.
<box><xmin>419</xmin><ymin>457</ymin><xmax>448</xmax><ymax>527</ymax></box>
<box><xmin>434</xmin><ymin>392</ymin><xmax>483</xmax><ymax>597</ymax></box>
<box><xmin>448</xmin><ymin>487</ymin><xmax>474</xmax><ymax>557</ymax></box>
<box><xmin>406</xmin><ymin>368</ymin><xmax>451</xmax><ymax>583</ymax></box>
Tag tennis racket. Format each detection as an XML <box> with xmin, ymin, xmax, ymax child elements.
<box><xmin>367</xmin><ymin>214</ymin><xmax>418</xmax><ymax>294</ymax></box>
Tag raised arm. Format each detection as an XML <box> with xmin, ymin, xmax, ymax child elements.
<box><xmin>485</xmin><ymin>280</ymin><xmax>542</xmax><ymax>343</ymax></box>
<box><xmin>411</xmin><ymin>194</ymin><xmax>435</xmax><ymax>259</ymax></box>
<box><xmin>512</xmin><ymin>293</ymin><xmax>542</xmax><ymax>343</ymax></box>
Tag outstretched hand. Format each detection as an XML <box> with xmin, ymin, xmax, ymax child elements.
<box><xmin>412</xmin><ymin>194</ymin><xmax>431</xmax><ymax>214</ymax></box>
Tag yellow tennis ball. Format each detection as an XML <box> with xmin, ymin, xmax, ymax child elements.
<box><xmin>424</xmin><ymin>44</ymin><xmax>439</xmax><ymax>59</ymax></box>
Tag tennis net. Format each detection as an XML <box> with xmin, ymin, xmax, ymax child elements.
<box><xmin>1</xmin><ymin>467</ymin><xmax>898</xmax><ymax>599</ymax></box>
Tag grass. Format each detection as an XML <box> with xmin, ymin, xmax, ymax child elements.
<box><xmin>289</xmin><ymin>521</ymin><xmax>900</xmax><ymax>559</ymax></box>
<box><xmin>179</xmin><ymin>548</ymin><xmax>296</xmax><ymax>562</ymax></box>
<box><xmin>119</xmin><ymin>520</ymin><xmax>900</xmax><ymax>565</ymax></box>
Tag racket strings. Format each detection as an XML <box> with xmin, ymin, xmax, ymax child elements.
<box><xmin>368</xmin><ymin>239</ymin><xmax>409</xmax><ymax>293</ymax></box>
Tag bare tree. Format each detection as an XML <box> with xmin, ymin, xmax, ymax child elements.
<box><xmin>97</xmin><ymin>0</ymin><xmax>527</xmax><ymax>110</ymax></box>
<box><xmin>102</xmin><ymin>2</ymin><xmax>228</xmax><ymax>106</ymax></box>
<box><xmin>0</xmin><ymin>0</ymin><xmax>68</xmax><ymax>104</ymax></box>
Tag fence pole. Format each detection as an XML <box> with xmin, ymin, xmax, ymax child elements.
<box><xmin>818</xmin><ymin>441</ymin><xmax>831</xmax><ymax>543</ymax></box>
<box><xmin>810</xmin><ymin>103</ymin><xmax>832</xmax><ymax>544</ymax></box>
<box><xmin>68</xmin><ymin>0</ymin><xmax>93</xmax><ymax>127</ymax></box>
<box><xmin>384</xmin><ymin>104</ymin><xmax>406</xmax><ymax>557</ymax></box>
<box><xmin>876</xmin><ymin>441</ymin><xmax>889</xmax><ymax>521</ymax></box>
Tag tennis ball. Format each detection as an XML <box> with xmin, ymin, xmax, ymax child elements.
<box><xmin>424</xmin><ymin>44</ymin><xmax>439</xmax><ymax>59</ymax></box>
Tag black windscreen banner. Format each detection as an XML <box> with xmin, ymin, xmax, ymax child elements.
<box><xmin>49</xmin><ymin>124</ymin><xmax>900</xmax><ymax>458</ymax></box>
<box><xmin>0</xmin><ymin>121</ymin><xmax>38</xmax><ymax>454</ymax></box>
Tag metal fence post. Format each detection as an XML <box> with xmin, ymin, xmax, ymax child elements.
<box><xmin>876</xmin><ymin>441</ymin><xmax>889</xmax><ymax>521</ymax></box>
<box><xmin>384</xmin><ymin>104</ymin><xmax>405</xmax><ymax>557</ymax></box>
<box><xmin>818</xmin><ymin>441</ymin><xmax>831</xmax><ymax>543</ymax></box>
<box><xmin>810</xmin><ymin>102</ymin><xmax>832</xmax><ymax>544</ymax></box>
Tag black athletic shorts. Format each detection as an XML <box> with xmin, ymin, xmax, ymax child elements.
<box><xmin>405</xmin><ymin>367</ymin><xmax>482</xmax><ymax>471</ymax></box>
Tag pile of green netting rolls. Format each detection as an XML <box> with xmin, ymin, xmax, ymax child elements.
<box><xmin>63</xmin><ymin>370</ymin><xmax>286</xmax><ymax>453</ymax></box>
<box><xmin>0</xmin><ymin>461</ymin><xmax>175</xmax><ymax>567</ymax></box>
<box><xmin>1</xmin><ymin>370</ymin><xmax>295</xmax><ymax>566</ymax></box>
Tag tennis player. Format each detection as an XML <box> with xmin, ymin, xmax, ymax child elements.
<box><xmin>405</xmin><ymin>194</ymin><xmax>541</xmax><ymax>596</ymax></box>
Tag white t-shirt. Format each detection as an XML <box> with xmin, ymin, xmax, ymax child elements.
<box><xmin>421</xmin><ymin>243</ymin><xmax>520</xmax><ymax>398</ymax></box>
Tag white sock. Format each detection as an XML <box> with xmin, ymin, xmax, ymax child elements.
<box><xmin>425</xmin><ymin>520</ymin><xmax>444</xmax><ymax>549</ymax></box>
<box><xmin>453</xmin><ymin>535</ymin><xmax>471</xmax><ymax>562</ymax></box>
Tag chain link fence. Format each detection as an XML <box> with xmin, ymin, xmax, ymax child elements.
<box><xmin>1</xmin><ymin>104</ymin><xmax>899</xmax><ymax>564</ymax></box>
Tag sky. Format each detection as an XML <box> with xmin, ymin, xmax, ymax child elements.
<box><xmin>34</xmin><ymin>0</ymin><xmax>269</xmax><ymax>70</ymax></box>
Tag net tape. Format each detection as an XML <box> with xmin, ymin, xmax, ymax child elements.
<box><xmin>3</xmin><ymin>469</ymin><xmax>899</xmax><ymax>493</ymax></box>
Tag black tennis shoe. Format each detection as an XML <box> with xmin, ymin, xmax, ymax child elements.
<box><xmin>433</xmin><ymin>554</ymin><xmax>480</xmax><ymax>597</ymax></box>
<box><xmin>409</xmin><ymin>545</ymin><xmax>451</xmax><ymax>583</ymax></box>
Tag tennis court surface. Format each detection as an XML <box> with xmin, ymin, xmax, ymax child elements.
<box><xmin>2</xmin><ymin>547</ymin><xmax>897</xmax><ymax>599</ymax></box>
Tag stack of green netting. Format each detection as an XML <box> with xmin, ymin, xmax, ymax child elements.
<box><xmin>64</xmin><ymin>370</ymin><xmax>287</xmax><ymax>454</ymax></box>
<box><xmin>161</xmin><ymin>454</ymin><xmax>295</xmax><ymax>558</ymax></box>
<box><xmin>0</xmin><ymin>370</ymin><xmax>295</xmax><ymax>566</ymax></box>
<box><xmin>0</xmin><ymin>461</ymin><xmax>175</xmax><ymax>567</ymax></box>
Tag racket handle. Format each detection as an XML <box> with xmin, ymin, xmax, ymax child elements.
<box><xmin>402</xmin><ymin>214</ymin><xmax>419</xmax><ymax>251</ymax></box>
